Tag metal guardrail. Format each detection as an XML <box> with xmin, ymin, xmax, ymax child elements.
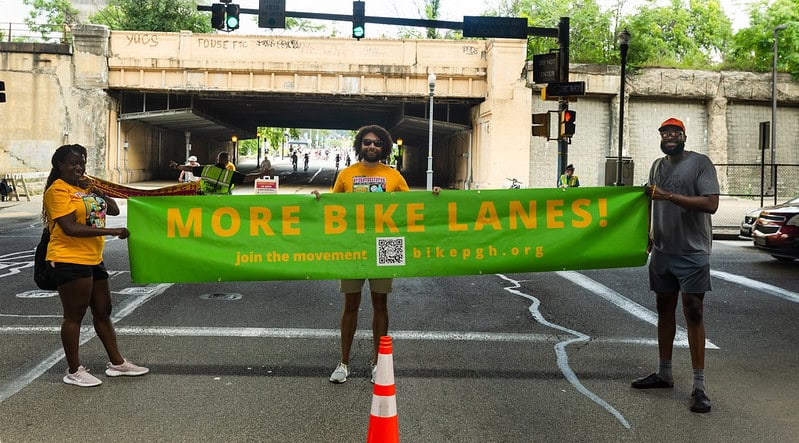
<box><xmin>1</xmin><ymin>22</ymin><xmax>71</xmax><ymax>44</ymax></box>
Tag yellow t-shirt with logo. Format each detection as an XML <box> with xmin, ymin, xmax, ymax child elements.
<box><xmin>44</xmin><ymin>179</ymin><xmax>107</xmax><ymax>265</ymax></box>
<box><xmin>332</xmin><ymin>162</ymin><xmax>409</xmax><ymax>193</ymax></box>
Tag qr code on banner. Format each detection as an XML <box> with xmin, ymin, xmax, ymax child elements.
<box><xmin>376</xmin><ymin>237</ymin><xmax>405</xmax><ymax>266</ymax></box>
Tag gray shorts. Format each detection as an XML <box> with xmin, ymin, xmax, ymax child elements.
<box><xmin>339</xmin><ymin>278</ymin><xmax>393</xmax><ymax>294</ymax></box>
<box><xmin>649</xmin><ymin>250</ymin><xmax>712</xmax><ymax>294</ymax></box>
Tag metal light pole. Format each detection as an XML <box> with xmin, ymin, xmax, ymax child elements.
<box><xmin>427</xmin><ymin>73</ymin><xmax>436</xmax><ymax>191</ymax></box>
<box><xmin>282</xmin><ymin>132</ymin><xmax>288</xmax><ymax>160</ymax></box>
<box><xmin>256</xmin><ymin>130</ymin><xmax>261</xmax><ymax>168</ymax></box>
<box><xmin>771</xmin><ymin>24</ymin><xmax>787</xmax><ymax>203</ymax></box>
<box><xmin>616</xmin><ymin>28</ymin><xmax>630</xmax><ymax>186</ymax></box>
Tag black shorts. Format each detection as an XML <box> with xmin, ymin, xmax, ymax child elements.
<box><xmin>648</xmin><ymin>250</ymin><xmax>711</xmax><ymax>294</ymax></box>
<box><xmin>52</xmin><ymin>262</ymin><xmax>109</xmax><ymax>286</ymax></box>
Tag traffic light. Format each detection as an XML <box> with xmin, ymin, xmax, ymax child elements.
<box><xmin>0</xmin><ymin>81</ymin><xmax>5</xmax><ymax>103</ymax></box>
<box><xmin>532</xmin><ymin>112</ymin><xmax>550</xmax><ymax>138</ymax></box>
<box><xmin>210</xmin><ymin>3</ymin><xmax>226</xmax><ymax>30</ymax></box>
<box><xmin>225</xmin><ymin>3</ymin><xmax>240</xmax><ymax>30</ymax></box>
<box><xmin>560</xmin><ymin>110</ymin><xmax>576</xmax><ymax>138</ymax></box>
<box><xmin>352</xmin><ymin>1</ymin><xmax>365</xmax><ymax>40</ymax></box>
<box><xmin>258</xmin><ymin>0</ymin><xmax>286</xmax><ymax>28</ymax></box>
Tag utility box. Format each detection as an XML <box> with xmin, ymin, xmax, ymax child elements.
<box><xmin>601</xmin><ymin>157</ymin><xmax>635</xmax><ymax>186</ymax></box>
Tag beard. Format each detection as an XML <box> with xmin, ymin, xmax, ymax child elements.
<box><xmin>361</xmin><ymin>148</ymin><xmax>381</xmax><ymax>162</ymax></box>
<box><xmin>660</xmin><ymin>139</ymin><xmax>685</xmax><ymax>156</ymax></box>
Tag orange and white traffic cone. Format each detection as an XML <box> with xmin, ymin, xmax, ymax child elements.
<box><xmin>366</xmin><ymin>335</ymin><xmax>399</xmax><ymax>443</ymax></box>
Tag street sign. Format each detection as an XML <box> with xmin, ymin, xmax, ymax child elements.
<box><xmin>462</xmin><ymin>16</ymin><xmax>528</xmax><ymax>39</ymax></box>
<box><xmin>545</xmin><ymin>81</ymin><xmax>586</xmax><ymax>97</ymax></box>
<box><xmin>532</xmin><ymin>53</ymin><xmax>558</xmax><ymax>84</ymax></box>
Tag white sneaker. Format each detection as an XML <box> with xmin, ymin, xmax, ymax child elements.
<box><xmin>63</xmin><ymin>366</ymin><xmax>102</xmax><ymax>387</ymax></box>
<box><xmin>105</xmin><ymin>359</ymin><xmax>149</xmax><ymax>377</ymax></box>
<box><xmin>371</xmin><ymin>364</ymin><xmax>377</xmax><ymax>384</ymax></box>
<box><xmin>329</xmin><ymin>362</ymin><xmax>350</xmax><ymax>384</ymax></box>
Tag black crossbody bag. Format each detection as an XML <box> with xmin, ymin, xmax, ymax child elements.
<box><xmin>34</xmin><ymin>226</ymin><xmax>58</xmax><ymax>290</ymax></box>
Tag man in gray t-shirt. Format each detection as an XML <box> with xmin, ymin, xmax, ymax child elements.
<box><xmin>631</xmin><ymin>118</ymin><xmax>720</xmax><ymax>414</ymax></box>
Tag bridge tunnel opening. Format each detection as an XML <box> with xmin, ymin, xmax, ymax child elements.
<box><xmin>115</xmin><ymin>90</ymin><xmax>477</xmax><ymax>189</ymax></box>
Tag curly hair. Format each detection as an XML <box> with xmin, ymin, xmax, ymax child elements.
<box><xmin>352</xmin><ymin>125</ymin><xmax>393</xmax><ymax>161</ymax></box>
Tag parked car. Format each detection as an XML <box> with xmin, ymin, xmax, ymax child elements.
<box><xmin>739</xmin><ymin>207</ymin><xmax>763</xmax><ymax>240</ymax></box>
<box><xmin>751</xmin><ymin>196</ymin><xmax>799</xmax><ymax>261</ymax></box>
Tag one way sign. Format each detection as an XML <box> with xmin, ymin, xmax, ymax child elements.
<box><xmin>545</xmin><ymin>81</ymin><xmax>586</xmax><ymax>97</ymax></box>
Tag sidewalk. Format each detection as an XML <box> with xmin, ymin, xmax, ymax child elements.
<box><xmin>0</xmin><ymin>185</ymin><xmax>757</xmax><ymax>239</ymax></box>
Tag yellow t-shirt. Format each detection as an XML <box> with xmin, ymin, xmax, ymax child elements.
<box><xmin>332</xmin><ymin>162</ymin><xmax>409</xmax><ymax>193</ymax></box>
<box><xmin>43</xmin><ymin>179</ymin><xmax>107</xmax><ymax>265</ymax></box>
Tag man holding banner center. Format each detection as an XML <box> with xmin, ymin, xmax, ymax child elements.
<box><xmin>313</xmin><ymin>125</ymin><xmax>440</xmax><ymax>384</ymax></box>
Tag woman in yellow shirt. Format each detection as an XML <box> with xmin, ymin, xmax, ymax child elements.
<box><xmin>44</xmin><ymin>144</ymin><xmax>149</xmax><ymax>387</ymax></box>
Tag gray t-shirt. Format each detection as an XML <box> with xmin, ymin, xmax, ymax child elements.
<box><xmin>648</xmin><ymin>151</ymin><xmax>720</xmax><ymax>255</ymax></box>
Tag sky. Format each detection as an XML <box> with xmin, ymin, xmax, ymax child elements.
<box><xmin>0</xmin><ymin>0</ymin><xmax>758</xmax><ymax>34</ymax></box>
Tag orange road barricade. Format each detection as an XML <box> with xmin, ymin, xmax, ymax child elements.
<box><xmin>366</xmin><ymin>336</ymin><xmax>399</xmax><ymax>443</ymax></box>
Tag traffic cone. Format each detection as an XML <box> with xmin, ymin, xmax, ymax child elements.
<box><xmin>366</xmin><ymin>335</ymin><xmax>399</xmax><ymax>443</ymax></box>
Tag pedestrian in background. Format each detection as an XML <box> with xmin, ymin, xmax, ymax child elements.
<box><xmin>43</xmin><ymin>144</ymin><xmax>149</xmax><ymax>387</ymax></box>
<box><xmin>313</xmin><ymin>125</ymin><xmax>440</xmax><ymax>384</ymax></box>
<box><xmin>631</xmin><ymin>118</ymin><xmax>719</xmax><ymax>413</ymax></box>
<box><xmin>557</xmin><ymin>164</ymin><xmax>580</xmax><ymax>188</ymax></box>
<box><xmin>178</xmin><ymin>155</ymin><xmax>200</xmax><ymax>182</ymax></box>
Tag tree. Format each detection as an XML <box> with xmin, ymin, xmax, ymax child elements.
<box><xmin>726</xmin><ymin>0</ymin><xmax>799</xmax><ymax>76</ymax></box>
<box><xmin>620</xmin><ymin>0</ymin><xmax>733</xmax><ymax>68</ymax></box>
<box><xmin>89</xmin><ymin>0</ymin><xmax>212</xmax><ymax>33</ymax></box>
<box><xmin>23</xmin><ymin>0</ymin><xmax>80</xmax><ymax>42</ymax></box>
<box><xmin>486</xmin><ymin>0</ymin><xmax>614</xmax><ymax>63</ymax></box>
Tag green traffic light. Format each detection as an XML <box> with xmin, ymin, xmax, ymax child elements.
<box><xmin>353</xmin><ymin>26</ymin><xmax>364</xmax><ymax>39</ymax></box>
<box><xmin>226</xmin><ymin>16</ymin><xmax>239</xmax><ymax>29</ymax></box>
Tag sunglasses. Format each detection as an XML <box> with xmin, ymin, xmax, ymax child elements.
<box><xmin>362</xmin><ymin>139</ymin><xmax>384</xmax><ymax>147</ymax></box>
<box><xmin>659</xmin><ymin>130</ymin><xmax>684</xmax><ymax>139</ymax></box>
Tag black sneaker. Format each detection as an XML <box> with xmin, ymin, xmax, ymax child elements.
<box><xmin>631</xmin><ymin>373</ymin><xmax>674</xmax><ymax>389</ymax></box>
<box><xmin>690</xmin><ymin>389</ymin><xmax>711</xmax><ymax>413</ymax></box>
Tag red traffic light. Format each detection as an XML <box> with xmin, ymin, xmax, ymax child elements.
<box><xmin>563</xmin><ymin>110</ymin><xmax>575</xmax><ymax>122</ymax></box>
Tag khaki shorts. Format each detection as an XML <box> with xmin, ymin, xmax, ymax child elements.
<box><xmin>339</xmin><ymin>278</ymin><xmax>393</xmax><ymax>294</ymax></box>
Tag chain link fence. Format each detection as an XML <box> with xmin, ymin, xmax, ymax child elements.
<box><xmin>714</xmin><ymin>164</ymin><xmax>799</xmax><ymax>230</ymax></box>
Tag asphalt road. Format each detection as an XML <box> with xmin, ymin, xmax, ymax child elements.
<box><xmin>1</xmin><ymin>158</ymin><xmax>797</xmax><ymax>442</ymax></box>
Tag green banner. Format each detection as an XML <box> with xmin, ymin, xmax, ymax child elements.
<box><xmin>128</xmin><ymin>187</ymin><xmax>649</xmax><ymax>283</ymax></box>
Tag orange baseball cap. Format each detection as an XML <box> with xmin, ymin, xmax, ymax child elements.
<box><xmin>659</xmin><ymin>118</ymin><xmax>685</xmax><ymax>132</ymax></box>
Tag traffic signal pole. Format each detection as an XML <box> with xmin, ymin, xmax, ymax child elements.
<box><xmin>557</xmin><ymin>17</ymin><xmax>570</xmax><ymax>181</ymax></box>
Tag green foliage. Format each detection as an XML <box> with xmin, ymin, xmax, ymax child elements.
<box><xmin>89</xmin><ymin>0</ymin><xmax>212</xmax><ymax>33</ymax></box>
<box><xmin>485</xmin><ymin>0</ymin><xmax>613</xmax><ymax>64</ymax></box>
<box><xmin>725</xmin><ymin>0</ymin><xmax>799</xmax><ymax>76</ymax></box>
<box><xmin>23</xmin><ymin>0</ymin><xmax>79</xmax><ymax>41</ymax></box>
<box><xmin>621</xmin><ymin>0</ymin><xmax>732</xmax><ymax>69</ymax></box>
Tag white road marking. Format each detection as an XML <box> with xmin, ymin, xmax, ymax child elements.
<box><xmin>557</xmin><ymin>271</ymin><xmax>719</xmax><ymax>350</ymax></box>
<box><xmin>0</xmin><ymin>284</ymin><xmax>170</xmax><ymax>403</ymax></box>
<box><xmin>0</xmin><ymin>325</ymin><xmax>664</xmax><ymax>346</ymax></box>
<box><xmin>497</xmin><ymin>273</ymin><xmax>632</xmax><ymax>429</ymax></box>
<box><xmin>711</xmin><ymin>270</ymin><xmax>799</xmax><ymax>304</ymax></box>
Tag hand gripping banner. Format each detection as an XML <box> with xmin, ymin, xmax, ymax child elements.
<box><xmin>127</xmin><ymin>187</ymin><xmax>650</xmax><ymax>283</ymax></box>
